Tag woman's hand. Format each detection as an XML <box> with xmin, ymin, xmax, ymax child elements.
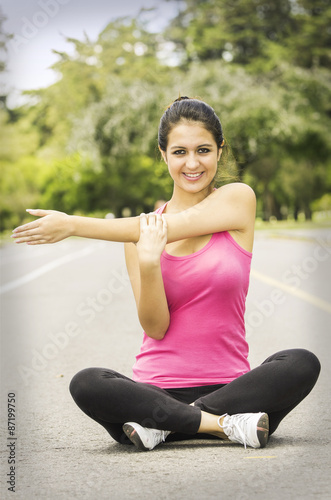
<box><xmin>12</xmin><ymin>209</ymin><xmax>73</xmax><ymax>245</ymax></box>
<box><xmin>130</xmin><ymin>213</ymin><xmax>169</xmax><ymax>339</ymax></box>
<box><xmin>136</xmin><ymin>213</ymin><xmax>167</xmax><ymax>265</ymax></box>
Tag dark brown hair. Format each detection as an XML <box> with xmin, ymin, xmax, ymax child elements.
<box><xmin>158</xmin><ymin>96</ymin><xmax>224</xmax><ymax>152</ymax></box>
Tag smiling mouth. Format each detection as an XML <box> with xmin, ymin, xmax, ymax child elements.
<box><xmin>183</xmin><ymin>172</ymin><xmax>204</xmax><ymax>179</ymax></box>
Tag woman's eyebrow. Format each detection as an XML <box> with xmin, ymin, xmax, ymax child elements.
<box><xmin>170</xmin><ymin>143</ymin><xmax>213</xmax><ymax>150</ymax></box>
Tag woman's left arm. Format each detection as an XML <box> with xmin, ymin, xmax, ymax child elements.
<box><xmin>12</xmin><ymin>183</ymin><xmax>255</xmax><ymax>245</ymax></box>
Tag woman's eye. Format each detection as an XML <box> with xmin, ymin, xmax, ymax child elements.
<box><xmin>172</xmin><ymin>148</ymin><xmax>210</xmax><ymax>155</ymax></box>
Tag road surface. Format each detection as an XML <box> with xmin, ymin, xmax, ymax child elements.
<box><xmin>1</xmin><ymin>227</ymin><xmax>330</xmax><ymax>499</ymax></box>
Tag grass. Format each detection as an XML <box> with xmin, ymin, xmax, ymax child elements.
<box><xmin>255</xmin><ymin>212</ymin><xmax>331</xmax><ymax>231</ymax></box>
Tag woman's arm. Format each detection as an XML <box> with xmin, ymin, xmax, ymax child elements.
<box><xmin>12</xmin><ymin>209</ymin><xmax>141</xmax><ymax>245</ymax></box>
<box><xmin>12</xmin><ymin>183</ymin><xmax>255</xmax><ymax>245</ymax></box>
<box><xmin>125</xmin><ymin>214</ymin><xmax>170</xmax><ymax>340</ymax></box>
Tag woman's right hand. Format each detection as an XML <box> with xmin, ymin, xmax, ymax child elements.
<box><xmin>12</xmin><ymin>209</ymin><xmax>73</xmax><ymax>245</ymax></box>
<box><xmin>136</xmin><ymin>213</ymin><xmax>167</xmax><ymax>265</ymax></box>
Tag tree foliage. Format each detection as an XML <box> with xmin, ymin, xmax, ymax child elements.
<box><xmin>165</xmin><ymin>0</ymin><xmax>331</xmax><ymax>69</ymax></box>
<box><xmin>1</xmin><ymin>0</ymin><xmax>330</xmax><ymax>231</ymax></box>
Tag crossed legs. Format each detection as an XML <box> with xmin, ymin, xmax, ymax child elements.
<box><xmin>69</xmin><ymin>349</ymin><xmax>320</xmax><ymax>445</ymax></box>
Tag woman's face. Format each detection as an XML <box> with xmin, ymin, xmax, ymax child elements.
<box><xmin>161</xmin><ymin>121</ymin><xmax>222</xmax><ymax>196</ymax></box>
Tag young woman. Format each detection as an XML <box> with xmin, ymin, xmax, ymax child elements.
<box><xmin>12</xmin><ymin>97</ymin><xmax>320</xmax><ymax>451</ymax></box>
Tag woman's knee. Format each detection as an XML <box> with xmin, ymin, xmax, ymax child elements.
<box><xmin>69</xmin><ymin>367</ymin><xmax>102</xmax><ymax>407</ymax></box>
<box><xmin>263</xmin><ymin>348</ymin><xmax>321</xmax><ymax>393</ymax></box>
<box><xmin>69</xmin><ymin>367</ymin><xmax>127</xmax><ymax>408</ymax></box>
<box><xmin>295</xmin><ymin>348</ymin><xmax>321</xmax><ymax>385</ymax></box>
<box><xmin>281</xmin><ymin>348</ymin><xmax>321</xmax><ymax>391</ymax></box>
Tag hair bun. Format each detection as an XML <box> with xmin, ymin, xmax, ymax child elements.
<box><xmin>173</xmin><ymin>96</ymin><xmax>190</xmax><ymax>102</ymax></box>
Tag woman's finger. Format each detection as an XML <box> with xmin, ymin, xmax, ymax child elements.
<box><xmin>26</xmin><ymin>209</ymin><xmax>55</xmax><ymax>217</ymax></box>
<box><xmin>12</xmin><ymin>221</ymin><xmax>41</xmax><ymax>235</ymax></box>
<box><xmin>13</xmin><ymin>219</ymin><xmax>43</xmax><ymax>233</ymax></box>
<box><xmin>148</xmin><ymin>214</ymin><xmax>156</xmax><ymax>227</ymax></box>
<box><xmin>139</xmin><ymin>213</ymin><xmax>148</xmax><ymax>230</ymax></box>
<box><xmin>13</xmin><ymin>235</ymin><xmax>44</xmax><ymax>244</ymax></box>
<box><xmin>161</xmin><ymin>215</ymin><xmax>167</xmax><ymax>238</ymax></box>
<box><xmin>156</xmin><ymin>214</ymin><xmax>163</xmax><ymax>229</ymax></box>
<box><xmin>12</xmin><ymin>228</ymin><xmax>40</xmax><ymax>240</ymax></box>
<box><xmin>26</xmin><ymin>240</ymin><xmax>47</xmax><ymax>246</ymax></box>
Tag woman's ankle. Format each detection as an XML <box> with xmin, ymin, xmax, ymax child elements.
<box><xmin>197</xmin><ymin>410</ymin><xmax>227</xmax><ymax>439</ymax></box>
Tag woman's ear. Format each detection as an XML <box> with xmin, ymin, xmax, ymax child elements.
<box><xmin>159</xmin><ymin>147</ymin><xmax>167</xmax><ymax>164</ymax></box>
<box><xmin>217</xmin><ymin>140</ymin><xmax>225</xmax><ymax>161</ymax></box>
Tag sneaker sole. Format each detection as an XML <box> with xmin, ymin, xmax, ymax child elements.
<box><xmin>122</xmin><ymin>423</ymin><xmax>149</xmax><ymax>451</ymax></box>
<box><xmin>256</xmin><ymin>413</ymin><xmax>269</xmax><ymax>448</ymax></box>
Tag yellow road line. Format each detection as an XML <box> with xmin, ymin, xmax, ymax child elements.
<box><xmin>251</xmin><ymin>269</ymin><xmax>331</xmax><ymax>315</ymax></box>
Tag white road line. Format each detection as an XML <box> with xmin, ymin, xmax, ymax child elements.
<box><xmin>251</xmin><ymin>268</ymin><xmax>331</xmax><ymax>314</ymax></box>
<box><xmin>0</xmin><ymin>246</ymin><xmax>95</xmax><ymax>294</ymax></box>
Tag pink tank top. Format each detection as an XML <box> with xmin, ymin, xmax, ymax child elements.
<box><xmin>132</xmin><ymin>206</ymin><xmax>252</xmax><ymax>388</ymax></box>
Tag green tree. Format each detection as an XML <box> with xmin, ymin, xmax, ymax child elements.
<box><xmin>288</xmin><ymin>0</ymin><xmax>331</xmax><ymax>69</ymax></box>
<box><xmin>165</xmin><ymin>0</ymin><xmax>293</xmax><ymax>65</ymax></box>
<box><xmin>0</xmin><ymin>106</ymin><xmax>48</xmax><ymax>230</ymax></box>
<box><xmin>165</xmin><ymin>0</ymin><xmax>330</xmax><ymax>69</ymax></box>
<box><xmin>2</xmin><ymin>2</ymin><xmax>331</xmax><ymax>229</ymax></box>
<box><xmin>36</xmin><ymin>60</ymin><xmax>331</xmax><ymax>220</ymax></box>
<box><xmin>23</xmin><ymin>15</ymin><xmax>170</xmax><ymax>158</ymax></box>
<box><xmin>0</xmin><ymin>6</ymin><xmax>12</xmax><ymax>87</ymax></box>
<box><xmin>64</xmin><ymin>78</ymin><xmax>175</xmax><ymax>216</ymax></box>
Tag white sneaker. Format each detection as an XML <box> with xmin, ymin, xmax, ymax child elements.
<box><xmin>218</xmin><ymin>412</ymin><xmax>269</xmax><ymax>449</ymax></box>
<box><xmin>122</xmin><ymin>422</ymin><xmax>171</xmax><ymax>451</ymax></box>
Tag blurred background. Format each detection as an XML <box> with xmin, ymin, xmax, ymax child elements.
<box><xmin>1</xmin><ymin>0</ymin><xmax>331</xmax><ymax>230</ymax></box>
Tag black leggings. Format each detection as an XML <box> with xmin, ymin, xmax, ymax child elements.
<box><xmin>69</xmin><ymin>349</ymin><xmax>320</xmax><ymax>445</ymax></box>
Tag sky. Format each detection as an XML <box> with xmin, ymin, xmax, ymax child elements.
<box><xmin>1</xmin><ymin>0</ymin><xmax>180</xmax><ymax>106</ymax></box>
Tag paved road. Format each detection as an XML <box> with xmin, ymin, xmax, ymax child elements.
<box><xmin>1</xmin><ymin>227</ymin><xmax>331</xmax><ymax>499</ymax></box>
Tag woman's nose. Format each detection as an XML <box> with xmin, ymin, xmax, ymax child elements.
<box><xmin>185</xmin><ymin>154</ymin><xmax>199</xmax><ymax>169</ymax></box>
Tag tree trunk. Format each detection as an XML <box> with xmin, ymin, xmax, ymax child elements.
<box><xmin>304</xmin><ymin>203</ymin><xmax>312</xmax><ymax>220</ymax></box>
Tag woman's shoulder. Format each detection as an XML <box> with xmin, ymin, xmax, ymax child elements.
<box><xmin>216</xmin><ymin>182</ymin><xmax>256</xmax><ymax>200</ymax></box>
<box><xmin>212</xmin><ymin>182</ymin><xmax>256</xmax><ymax>211</ymax></box>
<box><xmin>214</xmin><ymin>183</ymin><xmax>256</xmax><ymax>252</ymax></box>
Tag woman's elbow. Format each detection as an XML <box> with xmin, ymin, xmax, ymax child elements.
<box><xmin>144</xmin><ymin>323</ymin><xmax>169</xmax><ymax>340</ymax></box>
<box><xmin>139</xmin><ymin>311</ymin><xmax>170</xmax><ymax>340</ymax></box>
<box><xmin>147</xmin><ymin>332</ymin><xmax>166</xmax><ymax>340</ymax></box>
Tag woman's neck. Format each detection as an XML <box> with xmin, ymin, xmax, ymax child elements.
<box><xmin>166</xmin><ymin>185</ymin><xmax>214</xmax><ymax>214</ymax></box>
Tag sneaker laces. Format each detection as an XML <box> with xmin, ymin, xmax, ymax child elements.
<box><xmin>218</xmin><ymin>413</ymin><xmax>249</xmax><ymax>449</ymax></box>
<box><xmin>159</xmin><ymin>430</ymin><xmax>168</xmax><ymax>442</ymax></box>
<box><xmin>147</xmin><ymin>427</ymin><xmax>170</xmax><ymax>448</ymax></box>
